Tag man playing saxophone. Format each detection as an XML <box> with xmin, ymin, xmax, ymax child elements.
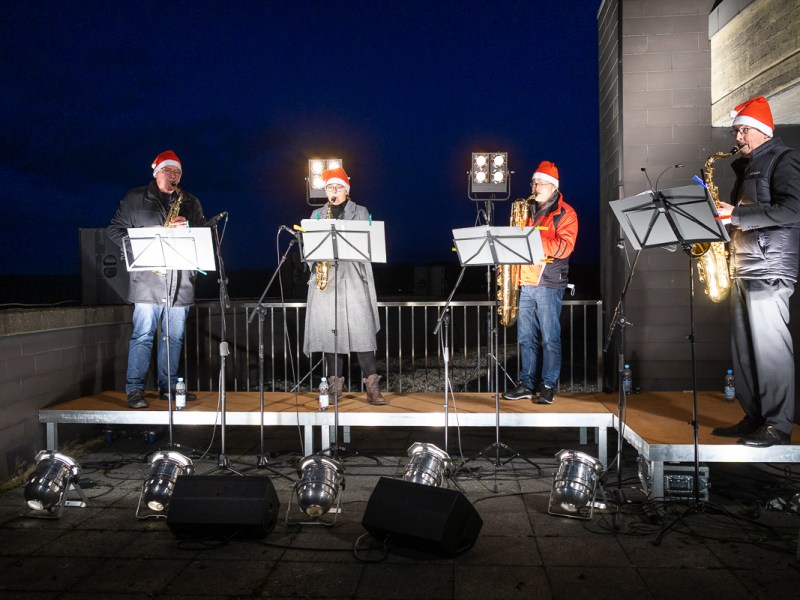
<box><xmin>108</xmin><ymin>150</ymin><xmax>207</xmax><ymax>409</ymax></box>
<box><xmin>503</xmin><ymin>161</ymin><xmax>578</xmax><ymax>405</ymax></box>
<box><xmin>713</xmin><ymin>96</ymin><xmax>800</xmax><ymax>447</ymax></box>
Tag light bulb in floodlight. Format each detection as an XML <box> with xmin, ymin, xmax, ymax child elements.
<box><xmin>474</xmin><ymin>155</ymin><xmax>487</xmax><ymax>168</ymax></box>
<box><xmin>328</xmin><ymin>159</ymin><xmax>341</xmax><ymax>170</ymax></box>
<box><xmin>493</xmin><ymin>171</ymin><xmax>505</xmax><ymax>183</ymax></box>
<box><xmin>493</xmin><ymin>154</ymin><xmax>505</xmax><ymax>167</ymax></box>
<box><xmin>140</xmin><ymin>450</ymin><xmax>193</xmax><ymax>513</ymax></box>
<box><xmin>475</xmin><ymin>171</ymin><xmax>487</xmax><ymax>184</ymax></box>
<box><xmin>312</xmin><ymin>175</ymin><xmax>325</xmax><ymax>190</ymax></box>
<box><xmin>310</xmin><ymin>160</ymin><xmax>325</xmax><ymax>175</ymax></box>
<box><xmin>24</xmin><ymin>451</ymin><xmax>81</xmax><ymax>511</ymax></box>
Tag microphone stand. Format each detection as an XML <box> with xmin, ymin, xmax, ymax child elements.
<box><xmin>248</xmin><ymin>231</ymin><xmax>299</xmax><ymax>468</ymax></box>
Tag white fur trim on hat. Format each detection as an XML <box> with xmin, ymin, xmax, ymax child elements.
<box><xmin>732</xmin><ymin>114</ymin><xmax>773</xmax><ymax>137</ymax></box>
<box><xmin>152</xmin><ymin>159</ymin><xmax>181</xmax><ymax>177</ymax></box>
<box><xmin>532</xmin><ymin>172</ymin><xmax>559</xmax><ymax>187</ymax></box>
<box><xmin>324</xmin><ymin>176</ymin><xmax>350</xmax><ymax>192</ymax></box>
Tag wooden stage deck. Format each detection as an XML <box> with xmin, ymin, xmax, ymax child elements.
<box><xmin>40</xmin><ymin>389</ymin><xmax>800</xmax><ymax>499</ymax></box>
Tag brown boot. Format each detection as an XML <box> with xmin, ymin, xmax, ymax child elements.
<box><xmin>327</xmin><ymin>376</ymin><xmax>344</xmax><ymax>400</ymax></box>
<box><xmin>363</xmin><ymin>374</ymin><xmax>386</xmax><ymax>405</ymax></box>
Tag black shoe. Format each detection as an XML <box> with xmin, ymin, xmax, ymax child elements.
<box><xmin>738</xmin><ymin>425</ymin><xmax>791</xmax><ymax>447</ymax></box>
<box><xmin>160</xmin><ymin>390</ymin><xmax>197</xmax><ymax>401</ymax></box>
<box><xmin>537</xmin><ymin>386</ymin><xmax>555</xmax><ymax>405</ymax></box>
<box><xmin>712</xmin><ymin>418</ymin><xmax>761</xmax><ymax>437</ymax></box>
<box><xmin>127</xmin><ymin>389</ymin><xmax>149</xmax><ymax>409</ymax></box>
<box><xmin>503</xmin><ymin>383</ymin><xmax>533</xmax><ymax>401</ymax></box>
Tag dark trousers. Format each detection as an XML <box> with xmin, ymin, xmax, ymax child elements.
<box><xmin>325</xmin><ymin>352</ymin><xmax>377</xmax><ymax>381</ymax></box>
<box><xmin>730</xmin><ymin>278</ymin><xmax>795</xmax><ymax>435</ymax></box>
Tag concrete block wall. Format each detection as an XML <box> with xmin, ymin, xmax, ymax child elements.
<box><xmin>710</xmin><ymin>0</ymin><xmax>800</xmax><ymax>124</ymax></box>
<box><xmin>0</xmin><ymin>307</ymin><xmax>130</xmax><ymax>481</ymax></box>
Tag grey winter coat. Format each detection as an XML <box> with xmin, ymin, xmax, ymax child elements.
<box><xmin>303</xmin><ymin>200</ymin><xmax>380</xmax><ymax>355</ymax></box>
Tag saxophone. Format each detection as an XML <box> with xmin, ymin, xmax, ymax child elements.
<box><xmin>314</xmin><ymin>200</ymin><xmax>334</xmax><ymax>290</ymax></box>
<box><xmin>164</xmin><ymin>186</ymin><xmax>184</xmax><ymax>227</ymax></box>
<box><xmin>497</xmin><ymin>194</ymin><xmax>534</xmax><ymax>327</ymax></box>
<box><xmin>690</xmin><ymin>146</ymin><xmax>739</xmax><ymax>303</ymax></box>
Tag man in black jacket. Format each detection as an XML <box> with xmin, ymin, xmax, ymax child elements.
<box><xmin>713</xmin><ymin>96</ymin><xmax>800</xmax><ymax>446</ymax></box>
<box><xmin>108</xmin><ymin>150</ymin><xmax>206</xmax><ymax>409</ymax></box>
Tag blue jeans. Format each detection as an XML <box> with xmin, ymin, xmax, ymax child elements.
<box><xmin>126</xmin><ymin>303</ymin><xmax>189</xmax><ymax>394</ymax></box>
<box><xmin>517</xmin><ymin>285</ymin><xmax>564</xmax><ymax>390</ymax></box>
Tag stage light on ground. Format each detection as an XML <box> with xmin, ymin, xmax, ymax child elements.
<box><xmin>307</xmin><ymin>158</ymin><xmax>343</xmax><ymax>203</ymax></box>
<box><xmin>469</xmin><ymin>151</ymin><xmax>509</xmax><ymax>200</ymax></box>
<box><xmin>293</xmin><ymin>454</ymin><xmax>344</xmax><ymax>518</ymax></box>
<box><xmin>549</xmin><ymin>449</ymin><xmax>604</xmax><ymax>520</ymax></box>
<box><xmin>137</xmin><ymin>450</ymin><xmax>194</xmax><ymax>518</ymax></box>
<box><xmin>24</xmin><ymin>451</ymin><xmax>85</xmax><ymax>514</ymax></box>
<box><xmin>402</xmin><ymin>442</ymin><xmax>451</xmax><ymax>487</ymax></box>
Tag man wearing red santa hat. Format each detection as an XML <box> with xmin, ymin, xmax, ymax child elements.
<box><xmin>714</xmin><ymin>96</ymin><xmax>800</xmax><ymax>446</ymax></box>
<box><xmin>503</xmin><ymin>161</ymin><xmax>578</xmax><ymax>405</ymax></box>
<box><xmin>108</xmin><ymin>150</ymin><xmax>207</xmax><ymax>409</ymax></box>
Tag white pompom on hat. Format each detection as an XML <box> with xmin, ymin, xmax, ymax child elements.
<box><xmin>532</xmin><ymin>161</ymin><xmax>559</xmax><ymax>188</ymax></box>
<box><xmin>731</xmin><ymin>96</ymin><xmax>774</xmax><ymax>137</ymax></box>
<box><xmin>322</xmin><ymin>166</ymin><xmax>350</xmax><ymax>192</ymax></box>
<box><xmin>151</xmin><ymin>150</ymin><xmax>182</xmax><ymax>177</ymax></box>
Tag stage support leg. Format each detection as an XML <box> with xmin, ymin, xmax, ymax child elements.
<box><xmin>47</xmin><ymin>423</ymin><xmax>58</xmax><ymax>450</ymax></box>
<box><xmin>579</xmin><ymin>427</ymin><xmax>587</xmax><ymax>445</ymax></box>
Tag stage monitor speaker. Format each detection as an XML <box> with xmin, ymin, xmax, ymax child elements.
<box><xmin>79</xmin><ymin>228</ymin><xmax>129</xmax><ymax>305</ymax></box>
<box><xmin>361</xmin><ymin>477</ymin><xmax>482</xmax><ymax>557</ymax></box>
<box><xmin>167</xmin><ymin>475</ymin><xmax>280</xmax><ymax>539</ymax></box>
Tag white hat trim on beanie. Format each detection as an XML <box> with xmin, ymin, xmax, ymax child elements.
<box><xmin>152</xmin><ymin>159</ymin><xmax>182</xmax><ymax>177</ymax></box>
<box><xmin>325</xmin><ymin>176</ymin><xmax>350</xmax><ymax>192</ymax></box>
<box><xmin>532</xmin><ymin>172</ymin><xmax>559</xmax><ymax>188</ymax></box>
<box><xmin>731</xmin><ymin>114</ymin><xmax>773</xmax><ymax>138</ymax></box>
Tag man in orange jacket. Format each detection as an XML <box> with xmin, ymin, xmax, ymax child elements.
<box><xmin>503</xmin><ymin>161</ymin><xmax>578</xmax><ymax>404</ymax></box>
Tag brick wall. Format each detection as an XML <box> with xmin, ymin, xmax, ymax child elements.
<box><xmin>0</xmin><ymin>307</ymin><xmax>130</xmax><ymax>481</ymax></box>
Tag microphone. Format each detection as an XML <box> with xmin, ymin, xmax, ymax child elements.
<box><xmin>206</xmin><ymin>211</ymin><xmax>228</xmax><ymax>227</ymax></box>
<box><xmin>279</xmin><ymin>225</ymin><xmax>300</xmax><ymax>238</ymax></box>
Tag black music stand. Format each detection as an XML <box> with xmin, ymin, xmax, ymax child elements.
<box><xmin>452</xmin><ymin>224</ymin><xmax>544</xmax><ymax>482</ymax></box>
<box><xmin>300</xmin><ymin>218</ymin><xmax>386</xmax><ymax>458</ymax></box>
<box><xmin>123</xmin><ymin>226</ymin><xmax>216</xmax><ymax>448</ymax></box>
<box><xmin>609</xmin><ymin>183</ymin><xmax>729</xmax><ymax>540</ymax></box>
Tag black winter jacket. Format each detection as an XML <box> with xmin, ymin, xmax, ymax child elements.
<box><xmin>107</xmin><ymin>181</ymin><xmax>207</xmax><ymax>306</ymax></box>
<box><xmin>729</xmin><ymin>137</ymin><xmax>800</xmax><ymax>281</ymax></box>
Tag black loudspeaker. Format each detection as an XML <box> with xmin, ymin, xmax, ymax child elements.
<box><xmin>167</xmin><ymin>475</ymin><xmax>280</xmax><ymax>539</ymax></box>
<box><xmin>79</xmin><ymin>228</ymin><xmax>129</xmax><ymax>305</ymax></box>
<box><xmin>361</xmin><ymin>477</ymin><xmax>483</xmax><ymax>557</ymax></box>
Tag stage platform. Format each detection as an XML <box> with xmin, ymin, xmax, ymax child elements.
<box><xmin>39</xmin><ymin>389</ymin><xmax>800</xmax><ymax>498</ymax></box>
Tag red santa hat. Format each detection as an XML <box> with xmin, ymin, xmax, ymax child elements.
<box><xmin>731</xmin><ymin>96</ymin><xmax>774</xmax><ymax>137</ymax></box>
<box><xmin>322</xmin><ymin>167</ymin><xmax>350</xmax><ymax>192</ymax></box>
<box><xmin>151</xmin><ymin>150</ymin><xmax>182</xmax><ymax>176</ymax></box>
<box><xmin>532</xmin><ymin>161</ymin><xmax>559</xmax><ymax>188</ymax></box>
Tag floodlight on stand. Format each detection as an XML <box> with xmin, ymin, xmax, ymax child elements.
<box><xmin>402</xmin><ymin>442</ymin><xmax>451</xmax><ymax>487</ymax></box>
<box><xmin>468</xmin><ymin>151</ymin><xmax>509</xmax><ymax>200</ymax></box>
<box><xmin>136</xmin><ymin>450</ymin><xmax>194</xmax><ymax>519</ymax></box>
<box><xmin>548</xmin><ymin>449</ymin><xmax>604</xmax><ymax>520</ymax></box>
<box><xmin>286</xmin><ymin>454</ymin><xmax>345</xmax><ymax>526</ymax></box>
<box><xmin>24</xmin><ymin>450</ymin><xmax>87</xmax><ymax>518</ymax></box>
<box><xmin>307</xmin><ymin>157</ymin><xmax>343</xmax><ymax>204</ymax></box>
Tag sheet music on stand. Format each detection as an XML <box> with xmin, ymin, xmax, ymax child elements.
<box><xmin>299</xmin><ymin>219</ymin><xmax>386</xmax><ymax>263</ymax></box>
<box><xmin>452</xmin><ymin>225</ymin><xmax>544</xmax><ymax>266</ymax></box>
<box><xmin>123</xmin><ymin>226</ymin><xmax>217</xmax><ymax>272</ymax></box>
<box><xmin>609</xmin><ymin>184</ymin><xmax>729</xmax><ymax>251</ymax></box>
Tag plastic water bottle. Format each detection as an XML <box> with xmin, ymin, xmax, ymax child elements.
<box><xmin>724</xmin><ymin>369</ymin><xmax>736</xmax><ymax>402</ymax></box>
<box><xmin>622</xmin><ymin>364</ymin><xmax>633</xmax><ymax>395</ymax></box>
<box><xmin>318</xmin><ymin>377</ymin><xmax>329</xmax><ymax>411</ymax></box>
<box><xmin>175</xmin><ymin>377</ymin><xmax>187</xmax><ymax>410</ymax></box>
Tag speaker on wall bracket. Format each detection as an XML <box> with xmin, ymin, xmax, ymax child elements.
<box><xmin>361</xmin><ymin>477</ymin><xmax>482</xmax><ymax>557</ymax></box>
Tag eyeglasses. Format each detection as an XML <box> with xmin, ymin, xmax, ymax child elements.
<box><xmin>160</xmin><ymin>168</ymin><xmax>182</xmax><ymax>177</ymax></box>
<box><xmin>531</xmin><ymin>180</ymin><xmax>552</xmax><ymax>188</ymax></box>
<box><xmin>730</xmin><ymin>127</ymin><xmax>755</xmax><ymax>137</ymax></box>
<box><xmin>325</xmin><ymin>184</ymin><xmax>345</xmax><ymax>192</ymax></box>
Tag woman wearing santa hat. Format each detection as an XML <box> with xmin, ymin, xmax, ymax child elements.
<box><xmin>713</xmin><ymin>96</ymin><xmax>800</xmax><ymax>447</ymax></box>
<box><xmin>302</xmin><ymin>166</ymin><xmax>386</xmax><ymax>406</ymax></box>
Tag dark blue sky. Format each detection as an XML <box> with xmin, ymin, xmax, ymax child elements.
<box><xmin>1</xmin><ymin>1</ymin><xmax>601</xmax><ymax>276</ymax></box>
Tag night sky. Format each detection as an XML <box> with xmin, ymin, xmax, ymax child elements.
<box><xmin>2</xmin><ymin>1</ymin><xmax>601</xmax><ymax>281</ymax></box>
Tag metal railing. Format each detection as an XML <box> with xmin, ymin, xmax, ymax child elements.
<box><xmin>182</xmin><ymin>299</ymin><xmax>604</xmax><ymax>395</ymax></box>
